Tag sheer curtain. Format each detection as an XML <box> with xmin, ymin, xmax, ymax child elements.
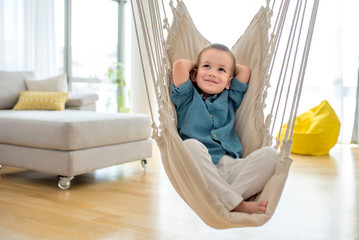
<box><xmin>0</xmin><ymin>0</ymin><xmax>56</xmax><ymax>79</ymax></box>
<box><xmin>352</xmin><ymin>69</ymin><xmax>359</xmax><ymax>143</ymax></box>
<box><xmin>302</xmin><ymin>0</ymin><xmax>359</xmax><ymax>143</ymax></box>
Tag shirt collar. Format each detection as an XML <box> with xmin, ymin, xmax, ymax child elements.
<box><xmin>200</xmin><ymin>93</ymin><xmax>218</xmax><ymax>102</ymax></box>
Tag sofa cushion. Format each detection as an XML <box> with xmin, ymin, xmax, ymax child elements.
<box><xmin>66</xmin><ymin>103</ymin><xmax>97</xmax><ymax>111</ymax></box>
<box><xmin>0</xmin><ymin>110</ymin><xmax>152</xmax><ymax>151</ymax></box>
<box><xmin>0</xmin><ymin>71</ymin><xmax>34</xmax><ymax>109</ymax></box>
<box><xmin>13</xmin><ymin>91</ymin><xmax>69</xmax><ymax>111</ymax></box>
<box><xmin>66</xmin><ymin>92</ymin><xmax>99</xmax><ymax>107</ymax></box>
<box><xmin>25</xmin><ymin>73</ymin><xmax>68</xmax><ymax>92</ymax></box>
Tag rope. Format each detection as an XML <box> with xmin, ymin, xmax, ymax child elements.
<box><xmin>261</xmin><ymin>0</ymin><xmax>319</xmax><ymax>153</ymax></box>
<box><xmin>264</xmin><ymin>0</ymin><xmax>290</xmax><ymax>141</ymax></box>
<box><xmin>275</xmin><ymin>0</ymin><xmax>307</xmax><ymax>148</ymax></box>
<box><xmin>130</xmin><ymin>0</ymin><xmax>158</xmax><ymax>137</ymax></box>
<box><xmin>288</xmin><ymin>0</ymin><xmax>320</xmax><ymax>141</ymax></box>
<box><xmin>280</xmin><ymin>0</ymin><xmax>308</xmax><ymax>143</ymax></box>
<box><xmin>270</xmin><ymin>0</ymin><xmax>299</xmax><ymax>139</ymax></box>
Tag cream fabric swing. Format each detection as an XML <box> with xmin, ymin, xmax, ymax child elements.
<box><xmin>131</xmin><ymin>0</ymin><xmax>319</xmax><ymax>229</ymax></box>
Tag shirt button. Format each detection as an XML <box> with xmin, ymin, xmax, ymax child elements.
<box><xmin>210</xmin><ymin>114</ymin><xmax>213</xmax><ymax>118</ymax></box>
<box><xmin>206</xmin><ymin>100</ymin><xmax>210</xmax><ymax>103</ymax></box>
<box><xmin>213</xmin><ymin>134</ymin><xmax>217</xmax><ymax>138</ymax></box>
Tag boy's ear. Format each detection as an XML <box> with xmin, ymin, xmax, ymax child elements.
<box><xmin>190</xmin><ymin>68</ymin><xmax>197</xmax><ymax>82</ymax></box>
<box><xmin>225</xmin><ymin>77</ymin><xmax>233</xmax><ymax>89</ymax></box>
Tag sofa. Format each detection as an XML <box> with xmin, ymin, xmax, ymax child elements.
<box><xmin>0</xmin><ymin>71</ymin><xmax>152</xmax><ymax>189</ymax></box>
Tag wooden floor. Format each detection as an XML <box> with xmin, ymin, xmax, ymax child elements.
<box><xmin>0</xmin><ymin>143</ymin><xmax>358</xmax><ymax>240</ymax></box>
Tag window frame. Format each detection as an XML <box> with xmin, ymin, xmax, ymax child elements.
<box><xmin>63</xmin><ymin>0</ymin><xmax>126</xmax><ymax>85</ymax></box>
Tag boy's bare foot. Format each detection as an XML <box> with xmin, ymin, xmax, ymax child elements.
<box><xmin>232</xmin><ymin>200</ymin><xmax>268</xmax><ymax>214</ymax></box>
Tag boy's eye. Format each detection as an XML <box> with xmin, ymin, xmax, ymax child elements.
<box><xmin>218</xmin><ymin>68</ymin><xmax>226</xmax><ymax>72</ymax></box>
<box><xmin>202</xmin><ymin>64</ymin><xmax>210</xmax><ymax>68</ymax></box>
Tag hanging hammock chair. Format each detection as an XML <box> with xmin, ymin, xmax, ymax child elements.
<box><xmin>131</xmin><ymin>0</ymin><xmax>319</xmax><ymax>229</ymax></box>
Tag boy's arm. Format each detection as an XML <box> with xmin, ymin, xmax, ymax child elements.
<box><xmin>172</xmin><ymin>59</ymin><xmax>196</xmax><ymax>87</ymax></box>
<box><xmin>234</xmin><ymin>64</ymin><xmax>251</xmax><ymax>84</ymax></box>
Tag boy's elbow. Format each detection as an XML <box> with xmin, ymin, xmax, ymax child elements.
<box><xmin>173</xmin><ymin>59</ymin><xmax>192</xmax><ymax>87</ymax></box>
<box><xmin>236</xmin><ymin>65</ymin><xmax>251</xmax><ymax>84</ymax></box>
<box><xmin>245</xmin><ymin>66</ymin><xmax>251</xmax><ymax>84</ymax></box>
<box><xmin>173</xmin><ymin>59</ymin><xmax>186</xmax><ymax>70</ymax></box>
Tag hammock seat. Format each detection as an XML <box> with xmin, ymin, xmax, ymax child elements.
<box><xmin>131</xmin><ymin>0</ymin><xmax>319</xmax><ymax>229</ymax></box>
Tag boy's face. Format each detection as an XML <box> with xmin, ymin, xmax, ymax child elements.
<box><xmin>193</xmin><ymin>48</ymin><xmax>233</xmax><ymax>97</ymax></box>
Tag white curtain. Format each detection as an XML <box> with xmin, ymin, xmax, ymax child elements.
<box><xmin>352</xmin><ymin>69</ymin><xmax>359</xmax><ymax>144</ymax></box>
<box><xmin>0</xmin><ymin>0</ymin><xmax>56</xmax><ymax>79</ymax></box>
<box><xmin>300</xmin><ymin>0</ymin><xmax>359</xmax><ymax>143</ymax></box>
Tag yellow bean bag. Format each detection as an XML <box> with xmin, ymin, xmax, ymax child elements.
<box><xmin>279</xmin><ymin>100</ymin><xmax>340</xmax><ymax>155</ymax></box>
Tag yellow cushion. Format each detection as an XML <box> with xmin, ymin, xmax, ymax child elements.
<box><xmin>13</xmin><ymin>91</ymin><xmax>69</xmax><ymax>111</ymax></box>
<box><xmin>278</xmin><ymin>100</ymin><xmax>340</xmax><ymax>155</ymax></box>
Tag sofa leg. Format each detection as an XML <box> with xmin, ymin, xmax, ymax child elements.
<box><xmin>58</xmin><ymin>176</ymin><xmax>74</xmax><ymax>190</ymax></box>
<box><xmin>141</xmin><ymin>159</ymin><xmax>147</xmax><ymax>171</ymax></box>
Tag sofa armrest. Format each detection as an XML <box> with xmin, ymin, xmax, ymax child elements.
<box><xmin>66</xmin><ymin>92</ymin><xmax>99</xmax><ymax>111</ymax></box>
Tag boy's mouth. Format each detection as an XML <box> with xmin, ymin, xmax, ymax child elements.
<box><xmin>204</xmin><ymin>79</ymin><xmax>217</xmax><ymax>84</ymax></box>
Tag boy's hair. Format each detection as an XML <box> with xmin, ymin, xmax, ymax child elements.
<box><xmin>196</xmin><ymin>43</ymin><xmax>236</xmax><ymax>77</ymax></box>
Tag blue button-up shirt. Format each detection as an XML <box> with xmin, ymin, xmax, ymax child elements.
<box><xmin>171</xmin><ymin>78</ymin><xmax>248</xmax><ymax>164</ymax></box>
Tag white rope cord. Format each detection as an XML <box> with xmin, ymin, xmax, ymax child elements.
<box><xmin>130</xmin><ymin>0</ymin><xmax>159</xmax><ymax>137</ymax></box>
<box><xmin>270</xmin><ymin>0</ymin><xmax>303</xmax><ymax>140</ymax></box>
<box><xmin>266</xmin><ymin>0</ymin><xmax>290</xmax><ymax>88</ymax></box>
<box><xmin>160</xmin><ymin>0</ymin><xmax>169</xmax><ymax>31</ymax></box>
<box><xmin>152</xmin><ymin>0</ymin><xmax>172</xmax><ymax>103</ymax></box>
<box><xmin>148</xmin><ymin>0</ymin><xmax>163</xmax><ymax>89</ymax></box>
<box><xmin>141</xmin><ymin>0</ymin><xmax>161</xmax><ymax>90</ymax></box>
<box><xmin>152</xmin><ymin>0</ymin><xmax>171</xmax><ymax>103</ymax></box>
<box><xmin>263</xmin><ymin>0</ymin><xmax>282</xmax><ymax>82</ymax></box>
<box><xmin>168</xmin><ymin>0</ymin><xmax>175</xmax><ymax>14</ymax></box>
<box><xmin>142</xmin><ymin>0</ymin><xmax>175</xmax><ymax>131</ymax></box>
<box><xmin>262</xmin><ymin>0</ymin><xmax>285</xmax><ymax>147</ymax></box>
<box><xmin>277</xmin><ymin>0</ymin><xmax>319</xmax><ymax>156</ymax></box>
<box><xmin>279</xmin><ymin>0</ymin><xmax>308</xmax><ymax>144</ymax></box>
<box><xmin>135</xmin><ymin>1</ymin><xmax>156</xmax><ymax>85</ymax></box>
<box><xmin>267</xmin><ymin>0</ymin><xmax>285</xmax><ymax>60</ymax></box>
<box><xmin>150</xmin><ymin>0</ymin><xmax>163</xmax><ymax>70</ymax></box>
<box><xmin>273</xmin><ymin>0</ymin><xmax>307</xmax><ymax>148</ymax></box>
<box><xmin>132</xmin><ymin>0</ymin><xmax>175</xmax><ymax>132</ymax></box>
<box><xmin>138</xmin><ymin>0</ymin><xmax>165</xmax><ymax>113</ymax></box>
<box><xmin>151</xmin><ymin>0</ymin><xmax>178</xmax><ymax>130</ymax></box>
<box><xmin>288</xmin><ymin>0</ymin><xmax>320</xmax><ymax>142</ymax></box>
<box><xmin>266</xmin><ymin>0</ymin><xmax>291</xmax><ymax>143</ymax></box>
<box><xmin>263</xmin><ymin>0</ymin><xmax>290</xmax><ymax>146</ymax></box>
<box><xmin>259</xmin><ymin>5</ymin><xmax>274</xmax><ymax>111</ymax></box>
<box><xmin>268</xmin><ymin>0</ymin><xmax>290</xmax><ymax>80</ymax></box>
<box><xmin>149</xmin><ymin>0</ymin><xmax>167</xmax><ymax>110</ymax></box>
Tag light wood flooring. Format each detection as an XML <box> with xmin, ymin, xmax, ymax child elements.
<box><xmin>0</xmin><ymin>143</ymin><xmax>358</xmax><ymax>240</ymax></box>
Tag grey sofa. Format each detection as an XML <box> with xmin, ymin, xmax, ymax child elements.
<box><xmin>0</xmin><ymin>71</ymin><xmax>152</xmax><ymax>189</ymax></box>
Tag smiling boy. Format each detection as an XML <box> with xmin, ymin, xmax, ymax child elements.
<box><xmin>171</xmin><ymin>43</ymin><xmax>277</xmax><ymax>214</ymax></box>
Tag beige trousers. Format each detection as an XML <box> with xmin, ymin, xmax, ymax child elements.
<box><xmin>183</xmin><ymin>139</ymin><xmax>278</xmax><ymax>211</ymax></box>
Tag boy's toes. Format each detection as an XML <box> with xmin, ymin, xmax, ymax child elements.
<box><xmin>261</xmin><ymin>200</ymin><xmax>268</xmax><ymax>207</ymax></box>
<box><xmin>258</xmin><ymin>206</ymin><xmax>266</xmax><ymax>214</ymax></box>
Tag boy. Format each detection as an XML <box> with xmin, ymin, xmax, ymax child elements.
<box><xmin>171</xmin><ymin>43</ymin><xmax>278</xmax><ymax>214</ymax></box>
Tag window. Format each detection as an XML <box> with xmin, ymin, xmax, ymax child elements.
<box><xmin>54</xmin><ymin>0</ymin><xmax>128</xmax><ymax>113</ymax></box>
